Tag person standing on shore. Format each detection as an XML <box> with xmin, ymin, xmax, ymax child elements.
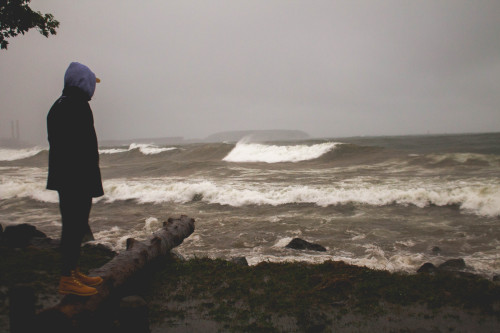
<box><xmin>47</xmin><ymin>62</ymin><xmax>104</xmax><ymax>296</ymax></box>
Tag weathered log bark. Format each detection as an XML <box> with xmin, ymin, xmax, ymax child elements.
<box><xmin>36</xmin><ymin>215</ymin><xmax>195</xmax><ymax>331</ymax></box>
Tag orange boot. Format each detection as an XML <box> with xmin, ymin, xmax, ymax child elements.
<box><xmin>59</xmin><ymin>274</ymin><xmax>98</xmax><ymax>296</ymax></box>
<box><xmin>74</xmin><ymin>268</ymin><xmax>103</xmax><ymax>287</ymax></box>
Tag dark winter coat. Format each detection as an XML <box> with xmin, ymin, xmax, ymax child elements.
<box><xmin>46</xmin><ymin>63</ymin><xmax>104</xmax><ymax>197</ymax></box>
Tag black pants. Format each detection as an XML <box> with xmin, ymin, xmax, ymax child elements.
<box><xmin>58</xmin><ymin>191</ymin><xmax>92</xmax><ymax>276</ymax></box>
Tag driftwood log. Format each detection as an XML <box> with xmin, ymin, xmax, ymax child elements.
<box><xmin>35</xmin><ymin>215</ymin><xmax>195</xmax><ymax>331</ymax></box>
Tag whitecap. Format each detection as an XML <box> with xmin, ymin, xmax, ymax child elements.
<box><xmin>99</xmin><ymin>143</ymin><xmax>176</xmax><ymax>155</ymax></box>
<box><xmin>223</xmin><ymin>141</ymin><xmax>339</xmax><ymax>163</ymax></box>
<box><xmin>0</xmin><ymin>147</ymin><xmax>45</xmax><ymax>161</ymax></box>
<box><xmin>99</xmin><ymin>148</ymin><xmax>128</xmax><ymax>154</ymax></box>
<box><xmin>99</xmin><ymin>177</ymin><xmax>500</xmax><ymax>217</ymax></box>
<box><xmin>272</xmin><ymin>237</ymin><xmax>294</xmax><ymax>248</ymax></box>
<box><xmin>0</xmin><ymin>176</ymin><xmax>58</xmax><ymax>203</ymax></box>
<box><xmin>144</xmin><ymin>216</ymin><xmax>161</xmax><ymax>233</ymax></box>
<box><xmin>129</xmin><ymin>143</ymin><xmax>176</xmax><ymax>155</ymax></box>
<box><xmin>395</xmin><ymin>240</ymin><xmax>417</xmax><ymax>248</ymax></box>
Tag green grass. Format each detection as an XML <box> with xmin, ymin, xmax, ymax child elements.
<box><xmin>144</xmin><ymin>256</ymin><xmax>500</xmax><ymax>332</ymax></box>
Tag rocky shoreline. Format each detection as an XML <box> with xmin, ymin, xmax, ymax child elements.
<box><xmin>1</xmin><ymin>224</ymin><xmax>500</xmax><ymax>332</ymax></box>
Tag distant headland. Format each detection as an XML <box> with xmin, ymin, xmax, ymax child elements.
<box><xmin>98</xmin><ymin>129</ymin><xmax>311</xmax><ymax>147</ymax></box>
<box><xmin>204</xmin><ymin>129</ymin><xmax>310</xmax><ymax>143</ymax></box>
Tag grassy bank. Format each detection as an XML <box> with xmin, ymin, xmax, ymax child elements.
<box><xmin>1</xmin><ymin>244</ymin><xmax>499</xmax><ymax>332</ymax></box>
<box><xmin>144</xmin><ymin>255</ymin><xmax>500</xmax><ymax>332</ymax></box>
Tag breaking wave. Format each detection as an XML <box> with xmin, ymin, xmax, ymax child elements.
<box><xmin>2</xmin><ymin>170</ymin><xmax>499</xmax><ymax>217</ymax></box>
<box><xmin>0</xmin><ymin>147</ymin><xmax>45</xmax><ymax>161</ymax></box>
<box><xmin>99</xmin><ymin>143</ymin><xmax>177</xmax><ymax>155</ymax></box>
<box><xmin>418</xmin><ymin>153</ymin><xmax>500</xmax><ymax>167</ymax></box>
<box><xmin>0</xmin><ymin>171</ymin><xmax>58</xmax><ymax>203</ymax></box>
<box><xmin>0</xmin><ymin>143</ymin><xmax>177</xmax><ymax>161</ymax></box>
<box><xmin>223</xmin><ymin>141</ymin><xmax>339</xmax><ymax>163</ymax></box>
<box><xmin>98</xmin><ymin>178</ymin><xmax>500</xmax><ymax>217</ymax></box>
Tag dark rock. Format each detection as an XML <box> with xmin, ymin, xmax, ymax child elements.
<box><xmin>118</xmin><ymin>295</ymin><xmax>150</xmax><ymax>333</ymax></box>
<box><xmin>417</xmin><ymin>262</ymin><xmax>438</xmax><ymax>273</ymax></box>
<box><xmin>191</xmin><ymin>193</ymin><xmax>203</xmax><ymax>202</ymax></box>
<box><xmin>3</xmin><ymin>224</ymin><xmax>47</xmax><ymax>248</ymax></box>
<box><xmin>431</xmin><ymin>246</ymin><xmax>441</xmax><ymax>255</ymax></box>
<box><xmin>438</xmin><ymin>258</ymin><xmax>466</xmax><ymax>271</ymax></box>
<box><xmin>493</xmin><ymin>275</ymin><xmax>500</xmax><ymax>282</ymax></box>
<box><xmin>285</xmin><ymin>238</ymin><xmax>327</xmax><ymax>252</ymax></box>
<box><xmin>230</xmin><ymin>257</ymin><xmax>249</xmax><ymax>266</ymax></box>
<box><xmin>82</xmin><ymin>243</ymin><xmax>117</xmax><ymax>258</ymax></box>
<box><xmin>126</xmin><ymin>237</ymin><xmax>138</xmax><ymax>250</ymax></box>
<box><xmin>29</xmin><ymin>236</ymin><xmax>60</xmax><ymax>249</ymax></box>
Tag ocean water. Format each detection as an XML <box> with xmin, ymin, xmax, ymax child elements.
<box><xmin>1</xmin><ymin>133</ymin><xmax>499</xmax><ymax>277</ymax></box>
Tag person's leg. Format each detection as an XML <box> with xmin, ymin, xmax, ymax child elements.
<box><xmin>59</xmin><ymin>191</ymin><xmax>92</xmax><ymax>276</ymax></box>
<box><xmin>57</xmin><ymin>191</ymin><xmax>98</xmax><ymax>296</ymax></box>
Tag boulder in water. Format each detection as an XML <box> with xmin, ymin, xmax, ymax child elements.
<box><xmin>417</xmin><ymin>263</ymin><xmax>438</xmax><ymax>274</ymax></box>
<box><xmin>285</xmin><ymin>238</ymin><xmax>326</xmax><ymax>252</ymax></box>
<box><xmin>438</xmin><ymin>258</ymin><xmax>466</xmax><ymax>271</ymax></box>
<box><xmin>418</xmin><ymin>259</ymin><xmax>469</xmax><ymax>274</ymax></box>
<box><xmin>431</xmin><ymin>246</ymin><xmax>441</xmax><ymax>255</ymax></box>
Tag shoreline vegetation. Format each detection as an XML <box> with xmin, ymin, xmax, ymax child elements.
<box><xmin>1</xmin><ymin>224</ymin><xmax>500</xmax><ymax>332</ymax></box>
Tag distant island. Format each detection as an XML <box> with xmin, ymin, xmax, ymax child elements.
<box><xmin>98</xmin><ymin>130</ymin><xmax>310</xmax><ymax>147</ymax></box>
<box><xmin>99</xmin><ymin>136</ymin><xmax>185</xmax><ymax>147</ymax></box>
<box><xmin>0</xmin><ymin>130</ymin><xmax>312</xmax><ymax>148</ymax></box>
<box><xmin>204</xmin><ymin>129</ymin><xmax>310</xmax><ymax>143</ymax></box>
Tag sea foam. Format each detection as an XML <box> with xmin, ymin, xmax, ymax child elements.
<box><xmin>99</xmin><ymin>143</ymin><xmax>176</xmax><ymax>155</ymax></box>
<box><xmin>223</xmin><ymin>141</ymin><xmax>339</xmax><ymax>163</ymax></box>
<box><xmin>2</xmin><ymin>170</ymin><xmax>499</xmax><ymax>217</ymax></box>
<box><xmin>0</xmin><ymin>147</ymin><xmax>45</xmax><ymax>161</ymax></box>
<box><xmin>97</xmin><ymin>177</ymin><xmax>500</xmax><ymax>217</ymax></box>
<box><xmin>0</xmin><ymin>178</ymin><xmax>58</xmax><ymax>203</ymax></box>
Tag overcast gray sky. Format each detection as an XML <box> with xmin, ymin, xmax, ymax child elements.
<box><xmin>1</xmin><ymin>0</ymin><xmax>499</xmax><ymax>145</ymax></box>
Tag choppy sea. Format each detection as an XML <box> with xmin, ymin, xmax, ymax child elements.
<box><xmin>1</xmin><ymin>133</ymin><xmax>499</xmax><ymax>277</ymax></box>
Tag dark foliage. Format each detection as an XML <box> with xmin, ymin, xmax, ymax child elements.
<box><xmin>0</xmin><ymin>0</ymin><xmax>59</xmax><ymax>49</ymax></box>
